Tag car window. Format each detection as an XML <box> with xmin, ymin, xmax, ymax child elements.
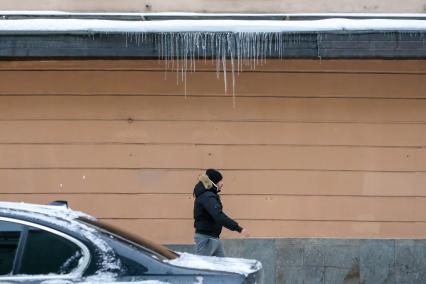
<box><xmin>0</xmin><ymin>220</ymin><xmax>23</xmax><ymax>275</ymax></box>
<box><xmin>18</xmin><ymin>227</ymin><xmax>82</xmax><ymax>275</ymax></box>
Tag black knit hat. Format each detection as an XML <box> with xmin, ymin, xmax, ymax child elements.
<box><xmin>206</xmin><ymin>169</ymin><xmax>223</xmax><ymax>184</ymax></box>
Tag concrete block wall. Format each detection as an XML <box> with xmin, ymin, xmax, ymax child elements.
<box><xmin>167</xmin><ymin>238</ymin><xmax>426</xmax><ymax>284</ymax></box>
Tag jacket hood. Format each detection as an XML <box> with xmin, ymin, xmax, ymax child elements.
<box><xmin>193</xmin><ymin>174</ymin><xmax>218</xmax><ymax>197</ymax></box>
<box><xmin>199</xmin><ymin>173</ymin><xmax>214</xmax><ymax>190</ymax></box>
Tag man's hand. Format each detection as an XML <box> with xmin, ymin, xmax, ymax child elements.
<box><xmin>241</xmin><ymin>228</ymin><xmax>250</xmax><ymax>238</ymax></box>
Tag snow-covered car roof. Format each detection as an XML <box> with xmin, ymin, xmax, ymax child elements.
<box><xmin>0</xmin><ymin>201</ymin><xmax>94</xmax><ymax>221</ymax></box>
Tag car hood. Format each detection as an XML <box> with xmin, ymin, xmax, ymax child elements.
<box><xmin>164</xmin><ymin>252</ymin><xmax>262</xmax><ymax>276</ymax></box>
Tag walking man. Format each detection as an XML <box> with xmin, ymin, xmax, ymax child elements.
<box><xmin>193</xmin><ymin>169</ymin><xmax>249</xmax><ymax>257</ymax></box>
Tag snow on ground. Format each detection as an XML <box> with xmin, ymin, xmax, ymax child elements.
<box><xmin>165</xmin><ymin>252</ymin><xmax>262</xmax><ymax>276</ymax></box>
<box><xmin>0</xmin><ymin>18</ymin><xmax>425</xmax><ymax>33</ymax></box>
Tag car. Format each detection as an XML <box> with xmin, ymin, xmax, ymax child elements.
<box><xmin>0</xmin><ymin>201</ymin><xmax>263</xmax><ymax>284</ymax></box>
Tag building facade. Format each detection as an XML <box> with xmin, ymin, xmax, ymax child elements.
<box><xmin>0</xmin><ymin>57</ymin><xmax>425</xmax><ymax>245</ymax></box>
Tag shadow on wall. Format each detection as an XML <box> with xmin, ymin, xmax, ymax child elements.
<box><xmin>166</xmin><ymin>238</ymin><xmax>426</xmax><ymax>284</ymax></box>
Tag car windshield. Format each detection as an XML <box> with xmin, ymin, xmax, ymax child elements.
<box><xmin>77</xmin><ymin>217</ymin><xmax>178</xmax><ymax>260</ymax></box>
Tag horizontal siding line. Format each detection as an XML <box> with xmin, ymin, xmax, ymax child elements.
<box><xmin>98</xmin><ymin>217</ymin><xmax>426</xmax><ymax>223</ymax></box>
<box><xmin>2</xmin><ymin>119</ymin><xmax>426</xmax><ymax>125</ymax></box>
<box><xmin>3</xmin><ymin>192</ymin><xmax>426</xmax><ymax>198</ymax></box>
<box><xmin>0</xmin><ymin>142</ymin><xmax>422</xmax><ymax>148</ymax></box>
<box><xmin>0</xmin><ymin>69</ymin><xmax>424</xmax><ymax>75</ymax></box>
<box><xmin>0</xmin><ymin>167</ymin><xmax>423</xmax><ymax>173</ymax></box>
<box><xmin>1</xmin><ymin>94</ymin><xmax>426</xmax><ymax>100</ymax></box>
<box><xmin>0</xmin><ymin>168</ymin><xmax>425</xmax><ymax>174</ymax></box>
<box><xmin>1</xmin><ymin>118</ymin><xmax>426</xmax><ymax>125</ymax></box>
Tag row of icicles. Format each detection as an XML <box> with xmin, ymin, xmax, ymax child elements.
<box><xmin>121</xmin><ymin>32</ymin><xmax>311</xmax><ymax>106</ymax></box>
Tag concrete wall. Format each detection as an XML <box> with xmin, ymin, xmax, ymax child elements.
<box><xmin>168</xmin><ymin>238</ymin><xmax>426</xmax><ymax>284</ymax></box>
<box><xmin>0</xmin><ymin>0</ymin><xmax>425</xmax><ymax>13</ymax></box>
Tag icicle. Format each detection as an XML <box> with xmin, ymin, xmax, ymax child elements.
<box><xmin>228</xmin><ymin>33</ymin><xmax>237</xmax><ymax>108</ymax></box>
<box><xmin>126</xmin><ymin>31</ymin><xmax>294</xmax><ymax>102</ymax></box>
<box><xmin>317</xmin><ymin>33</ymin><xmax>322</xmax><ymax>61</ymax></box>
<box><xmin>222</xmin><ymin>45</ymin><xmax>227</xmax><ymax>95</ymax></box>
<box><xmin>216</xmin><ymin>34</ymin><xmax>221</xmax><ymax>80</ymax></box>
<box><xmin>235</xmin><ymin>33</ymin><xmax>240</xmax><ymax>74</ymax></box>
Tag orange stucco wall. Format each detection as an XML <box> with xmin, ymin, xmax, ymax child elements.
<box><xmin>0</xmin><ymin>59</ymin><xmax>425</xmax><ymax>243</ymax></box>
<box><xmin>0</xmin><ymin>0</ymin><xmax>425</xmax><ymax>13</ymax></box>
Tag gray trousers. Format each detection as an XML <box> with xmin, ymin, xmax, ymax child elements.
<box><xmin>194</xmin><ymin>233</ymin><xmax>225</xmax><ymax>257</ymax></box>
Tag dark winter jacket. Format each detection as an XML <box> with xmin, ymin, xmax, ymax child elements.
<box><xmin>193</xmin><ymin>174</ymin><xmax>243</xmax><ymax>238</ymax></box>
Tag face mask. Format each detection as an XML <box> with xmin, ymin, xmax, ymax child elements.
<box><xmin>209</xmin><ymin>178</ymin><xmax>221</xmax><ymax>193</ymax></box>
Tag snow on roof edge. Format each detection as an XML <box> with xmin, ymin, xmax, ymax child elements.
<box><xmin>1</xmin><ymin>11</ymin><xmax>426</xmax><ymax>18</ymax></box>
<box><xmin>0</xmin><ymin>18</ymin><xmax>425</xmax><ymax>34</ymax></box>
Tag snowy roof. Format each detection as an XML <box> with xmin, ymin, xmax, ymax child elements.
<box><xmin>0</xmin><ymin>12</ymin><xmax>424</xmax><ymax>59</ymax></box>
<box><xmin>0</xmin><ymin>18</ymin><xmax>425</xmax><ymax>34</ymax></box>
